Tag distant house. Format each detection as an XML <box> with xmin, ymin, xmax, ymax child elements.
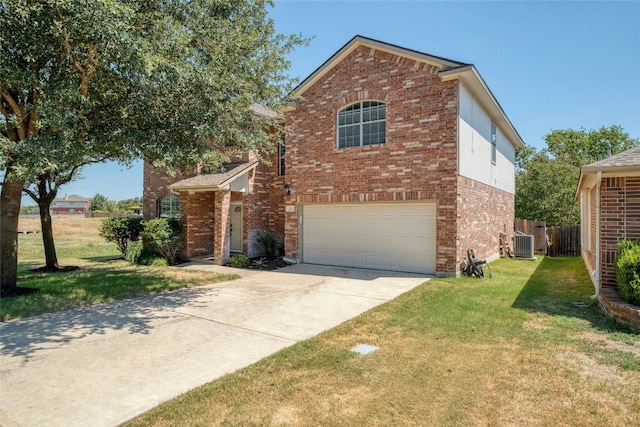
<box><xmin>576</xmin><ymin>146</ymin><xmax>640</xmax><ymax>329</ymax></box>
<box><xmin>51</xmin><ymin>194</ymin><xmax>92</xmax><ymax>215</ymax></box>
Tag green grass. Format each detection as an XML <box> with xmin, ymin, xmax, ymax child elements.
<box><xmin>126</xmin><ymin>256</ymin><xmax>640</xmax><ymax>427</ymax></box>
<box><xmin>2</xmin><ymin>228</ymin><xmax>238</xmax><ymax>321</ymax></box>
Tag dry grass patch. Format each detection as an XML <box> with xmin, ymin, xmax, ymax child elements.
<box><xmin>127</xmin><ymin>257</ymin><xmax>640</xmax><ymax>427</ymax></box>
<box><xmin>19</xmin><ymin>217</ymin><xmax>104</xmax><ymax>236</ymax></box>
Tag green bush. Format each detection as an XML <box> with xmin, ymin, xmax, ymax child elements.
<box><xmin>614</xmin><ymin>239</ymin><xmax>640</xmax><ymax>306</ymax></box>
<box><xmin>141</xmin><ymin>218</ymin><xmax>183</xmax><ymax>265</ymax></box>
<box><xmin>124</xmin><ymin>241</ymin><xmax>164</xmax><ymax>266</ymax></box>
<box><xmin>229</xmin><ymin>254</ymin><xmax>249</xmax><ymax>267</ymax></box>
<box><xmin>257</xmin><ymin>230</ymin><xmax>277</xmax><ymax>258</ymax></box>
<box><xmin>99</xmin><ymin>217</ymin><xmax>144</xmax><ymax>255</ymax></box>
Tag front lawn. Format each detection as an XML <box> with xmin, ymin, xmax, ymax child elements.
<box><xmin>1</xmin><ymin>218</ymin><xmax>238</xmax><ymax>321</ymax></box>
<box><xmin>127</xmin><ymin>256</ymin><xmax>640</xmax><ymax>426</ymax></box>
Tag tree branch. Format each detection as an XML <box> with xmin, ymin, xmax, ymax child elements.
<box><xmin>0</xmin><ymin>89</ymin><xmax>26</xmax><ymax>140</ymax></box>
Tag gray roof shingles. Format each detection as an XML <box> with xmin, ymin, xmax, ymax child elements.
<box><xmin>582</xmin><ymin>146</ymin><xmax>640</xmax><ymax>171</ymax></box>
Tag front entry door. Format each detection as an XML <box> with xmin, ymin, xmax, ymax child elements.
<box><xmin>230</xmin><ymin>204</ymin><xmax>243</xmax><ymax>252</ymax></box>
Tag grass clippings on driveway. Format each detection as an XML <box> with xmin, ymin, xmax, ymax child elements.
<box><xmin>127</xmin><ymin>256</ymin><xmax>640</xmax><ymax>427</ymax></box>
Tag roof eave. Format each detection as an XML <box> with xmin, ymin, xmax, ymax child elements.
<box><xmin>291</xmin><ymin>35</ymin><xmax>468</xmax><ymax>99</ymax></box>
<box><xmin>574</xmin><ymin>165</ymin><xmax>640</xmax><ymax>201</ymax></box>
<box><xmin>168</xmin><ymin>160</ymin><xmax>259</xmax><ymax>193</ymax></box>
<box><xmin>439</xmin><ymin>65</ymin><xmax>525</xmax><ymax>150</ymax></box>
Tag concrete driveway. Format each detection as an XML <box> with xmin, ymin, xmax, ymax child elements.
<box><xmin>0</xmin><ymin>263</ymin><xmax>429</xmax><ymax>427</ymax></box>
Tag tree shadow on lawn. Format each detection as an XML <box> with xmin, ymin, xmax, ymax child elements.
<box><xmin>0</xmin><ymin>280</ymin><xmax>215</xmax><ymax>360</ymax></box>
<box><xmin>511</xmin><ymin>256</ymin><xmax>636</xmax><ymax>334</ymax></box>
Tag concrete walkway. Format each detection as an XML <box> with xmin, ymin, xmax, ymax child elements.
<box><xmin>0</xmin><ymin>264</ymin><xmax>429</xmax><ymax>427</ymax></box>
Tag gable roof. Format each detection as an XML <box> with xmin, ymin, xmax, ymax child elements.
<box><xmin>292</xmin><ymin>35</ymin><xmax>468</xmax><ymax>95</ymax></box>
<box><xmin>168</xmin><ymin>161</ymin><xmax>258</xmax><ymax>192</ymax></box>
<box><xmin>575</xmin><ymin>146</ymin><xmax>640</xmax><ymax>199</ymax></box>
<box><xmin>290</xmin><ymin>35</ymin><xmax>525</xmax><ymax>149</ymax></box>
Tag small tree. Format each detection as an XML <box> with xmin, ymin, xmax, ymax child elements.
<box><xmin>99</xmin><ymin>217</ymin><xmax>144</xmax><ymax>256</ymax></box>
<box><xmin>141</xmin><ymin>218</ymin><xmax>182</xmax><ymax>265</ymax></box>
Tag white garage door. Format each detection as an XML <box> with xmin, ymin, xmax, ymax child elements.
<box><xmin>302</xmin><ymin>203</ymin><xmax>436</xmax><ymax>274</ymax></box>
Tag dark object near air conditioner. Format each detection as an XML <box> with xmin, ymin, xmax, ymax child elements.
<box><xmin>462</xmin><ymin>249</ymin><xmax>491</xmax><ymax>278</ymax></box>
<box><xmin>514</xmin><ymin>231</ymin><xmax>535</xmax><ymax>258</ymax></box>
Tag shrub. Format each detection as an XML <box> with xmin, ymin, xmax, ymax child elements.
<box><xmin>614</xmin><ymin>239</ymin><xmax>640</xmax><ymax>306</ymax></box>
<box><xmin>141</xmin><ymin>218</ymin><xmax>183</xmax><ymax>265</ymax></box>
<box><xmin>229</xmin><ymin>254</ymin><xmax>249</xmax><ymax>267</ymax></box>
<box><xmin>252</xmin><ymin>257</ymin><xmax>267</xmax><ymax>268</ymax></box>
<box><xmin>99</xmin><ymin>217</ymin><xmax>144</xmax><ymax>255</ymax></box>
<box><xmin>124</xmin><ymin>241</ymin><xmax>164</xmax><ymax>266</ymax></box>
<box><xmin>257</xmin><ymin>230</ymin><xmax>277</xmax><ymax>258</ymax></box>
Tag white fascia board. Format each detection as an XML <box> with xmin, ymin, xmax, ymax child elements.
<box><xmin>440</xmin><ymin>65</ymin><xmax>525</xmax><ymax>150</ymax></box>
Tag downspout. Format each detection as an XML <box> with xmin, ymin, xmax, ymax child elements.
<box><xmin>592</xmin><ymin>170</ymin><xmax>602</xmax><ymax>299</ymax></box>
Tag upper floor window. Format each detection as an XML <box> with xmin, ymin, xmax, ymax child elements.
<box><xmin>491</xmin><ymin>121</ymin><xmax>497</xmax><ymax>164</ymax></box>
<box><xmin>278</xmin><ymin>136</ymin><xmax>285</xmax><ymax>176</ymax></box>
<box><xmin>337</xmin><ymin>101</ymin><xmax>386</xmax><ymax>148</ymax></box>
<box><xmin>158</xmin><ymin>195</ymin><xmax>180</xmax><ymax>218</ymax></box>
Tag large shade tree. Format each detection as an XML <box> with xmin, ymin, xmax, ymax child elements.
<box><xmin>0</xmin><ymin>0</ymin><xmax>305</xmax><ymax>295</ymax></box>
<box><xmin>515</xmin><ymin>125</ymin><xmax>639</xmax><ymax>226</ymax></box>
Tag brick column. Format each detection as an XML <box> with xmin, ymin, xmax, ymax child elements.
<box><xmin>214</xmin><ymin>190</ymin><xmax>231</xmax><ymax>265</ymax></box>
<box><xmin>283</xmin><ymin>195</ymin><xmax>299</xmax><ymax>260</ymax></box>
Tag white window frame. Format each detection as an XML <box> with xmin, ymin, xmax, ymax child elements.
<box><xmin>337</xmin><ymin>101</ymin><xmax>386</xmax><ymax>149</ymax></box>
<box><xmin>158</xmin><ymin>195</ymin><xmax>180</xmax><ymax>219</ymax></box>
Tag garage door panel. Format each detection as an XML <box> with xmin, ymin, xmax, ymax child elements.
<box><xmin>302</xmin><ymin>203</ymin><xmax>436</xmax><ymax>274</ymax></box>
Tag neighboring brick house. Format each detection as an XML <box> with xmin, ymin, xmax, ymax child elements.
<box><xmin>144</xmin><ymin>35</ymin><xmax>524</xmax><ymax>276</ymax></box>
<box><xmin>51</xmin><ymin>194</ymin><xmax>92</xmax><ymax>215</ymax></box>
<box><xmin>576</xmin><ymin>146</ymin><xmax>640</xmax><ymax>328</ymax></box>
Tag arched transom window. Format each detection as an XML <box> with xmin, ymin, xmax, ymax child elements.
<box><xmin>337</xmin><ymin>101</ymin><xmax>386</xmax><ymax>148</ymax></box>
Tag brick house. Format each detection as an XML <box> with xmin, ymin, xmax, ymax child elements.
<box><xmin>51</xmin><ymin>194</ymin><xmax>92</xmax><ymax>215</ymax></box>
<box><xmin>576</xmin><ymin>146</ymin><xmax>640</xmax><ymax>328</ymax></box>
<box><xmin>143</xmin><ymin>35</ymin><xmax>524</xmax><ymax>276</ymax></box>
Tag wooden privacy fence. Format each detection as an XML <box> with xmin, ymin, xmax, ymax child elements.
<box><xmin>515</xmin><ymin>219</ymin><xmax>581</xmax><ymax>256</ymax></box>
<box><xmin>547</xmin><ymin>225</ymin><xmax>581</xmax><ymax>256</ymax></box>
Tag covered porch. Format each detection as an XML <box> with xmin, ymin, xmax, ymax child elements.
<box><xmin>169</xmin><ymin>161</ymin><xmax>258</xmax><ymax>265</ymax></box>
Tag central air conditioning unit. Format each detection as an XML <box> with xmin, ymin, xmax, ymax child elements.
<box><xmin>514</xmin><ymin>231</ymin><xmax>535</xmax><ymax>259</ymax></box>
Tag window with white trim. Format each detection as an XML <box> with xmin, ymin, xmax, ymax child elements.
<box><xmin>158</xmin><ymin>195</ymin><xmax>180</xmax><ymax>218</ymax></box>
<box><xmin>491</xmin><ymin>121</ymin><xmax>497</xmax><ymax>164</ymax></box>
<box><xmin>337</xmin><ymin>101</ymin><xmax>386</xmax><ymax>148</ymax></box>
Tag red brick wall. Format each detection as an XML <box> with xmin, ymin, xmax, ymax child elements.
<box><xmin>245</xmin><ymin>152</ymin><xmax>285</xmax><ymax>257</ymax></box>
<box><xmin>457</xmin><ymin>176</ymin><xmax>514</xmax><ymax>271</ymax></box>
<box><xmin>143</xmin><ymin>150</ymin><xmax>284</xmax><ymax>260</ymax></box>
<box><xmin>180</xmin><ymin>192</ymin><xmax>215</xmax><ymax>257</ymax></box>
<box><xmin>142</xmin><ymin>162</ymin><xmax>185</xmax><ymax>219</ymax></box>
<box><xmin>600</xmin><ymin>176</ymin><xmax>640</xmax><ymax>288</ymax></box>
<box><xmin>284</xmin><ymin>45</ymin><xmax>459</xmax><ymax>274</ymax></box>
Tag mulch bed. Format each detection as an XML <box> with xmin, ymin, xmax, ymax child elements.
<box><xmin>226</xmin><ymin>256</ymin><xmax>288</xmax><ymax>271</ymax></box>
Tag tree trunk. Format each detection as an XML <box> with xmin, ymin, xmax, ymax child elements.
<box><xmin>0</xmin><ymin>177</ymin><xmax>24</xmax><ymax>294</ymax></box>
<box><xmin>39</xmin><ymin>199</ymin><xmax>59</xmax><ymax>269</ymax></box>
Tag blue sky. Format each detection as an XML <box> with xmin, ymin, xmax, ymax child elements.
<box><xmin>35</xmin><ymin>0</ymin><xmax>640</xmax><ymax>205</ymax></box>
